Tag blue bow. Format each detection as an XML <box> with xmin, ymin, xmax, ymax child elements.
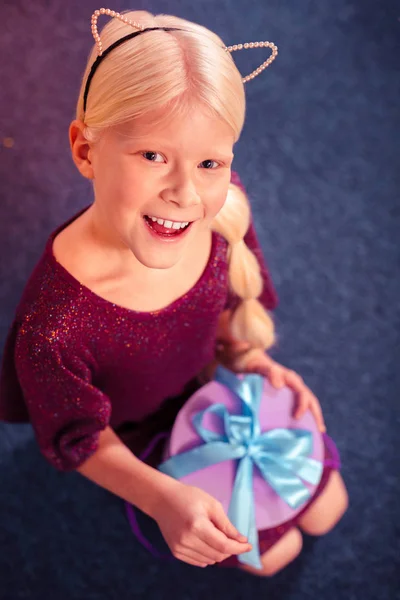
<box><xmin>158</xmin><ymin>366</ymin><xmax>323</xmax><ymax>569</ymax></box>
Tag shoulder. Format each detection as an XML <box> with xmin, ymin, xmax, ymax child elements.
<box><xmin>13</xmin><ymin>253</ymin><xmax>96</xmax><ymax>373</ymax></box>
<box><xmin>15</xmin><ymin>207</ymin><xmax>92</xmax><ymax>323</ymax></box>
<box><xmin>17</xmin><ymin>258</ymin><xmax>86</xmax><ymax>329</ymax></box>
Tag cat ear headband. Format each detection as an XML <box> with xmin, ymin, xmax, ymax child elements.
<box><xmin>83</xmin><ymin>8</ymin><xmax>278</xmax><ymax>114</ymax></box>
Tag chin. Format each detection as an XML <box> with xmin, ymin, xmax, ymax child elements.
<box><xmin>131</xmin><ymin>247</ymin><xmax>183</xmax><ymax>270</ymax></box>
<box><xmin>128</xmin><ymin>219</ymin><xmax>195</xmax><ymax>270</ymax></box>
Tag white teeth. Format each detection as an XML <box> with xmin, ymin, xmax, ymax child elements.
<box><xmin>146</xmin><ymin>215</ymin><xmax>190</xmax><ymax>229</ymax></box>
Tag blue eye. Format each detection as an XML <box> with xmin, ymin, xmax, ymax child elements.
<box><xmin>200</xmin><ymin>159</ymin><xmax>219</xmax><ymax>170</ymax></box>
<box><xmin>142</xmin><ymin>151</ymin><xmax>164</xmax><ymax>163</ymax></box>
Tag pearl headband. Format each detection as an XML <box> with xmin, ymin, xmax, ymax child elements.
<box><xmin>83</xmin><ymin>8</ymin><xmax>278</xmax><ymax>114</ymax></box>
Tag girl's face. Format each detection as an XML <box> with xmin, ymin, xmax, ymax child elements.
<box><xmin>87</xmin><ymin>107</ymin><xmax>235</xmax><ymax>270</ymax></box>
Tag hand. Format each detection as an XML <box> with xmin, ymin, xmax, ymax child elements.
<box><xmin>152</xmin><ymin>481</ymin><xmax>252</xmax><ymax>568</ymax></box>
<box><xmin>222</xmin><ymin>346</ymin><xmax>326</xmax><ymax>433</ymax></box>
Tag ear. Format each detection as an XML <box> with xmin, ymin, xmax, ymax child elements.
<box><xmin>69</xmin><ymin>120</ymin><xmax>94</xmax><ymax>180</ymax></box>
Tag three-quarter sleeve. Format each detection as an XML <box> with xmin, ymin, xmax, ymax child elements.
<box><xmin>226</xmin><ymin>171</ymin><xmax>279</xmax><ymax>311</ymax></box>
<box><xmin>14</xmin><ymin>324</ymin><xmax>112</xmax><ymax>472</ymax></box>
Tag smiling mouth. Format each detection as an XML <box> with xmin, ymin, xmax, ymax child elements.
<box><xmin>143</xmin><ymin>215</ymin><xmax>192</xmax><ymax>237</ymax></box>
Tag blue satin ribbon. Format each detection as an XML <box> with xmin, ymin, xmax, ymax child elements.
<box><xmin>158</xmin><ymin>366</ymin><xmax>323</xmax><ymax>569</ymax></box>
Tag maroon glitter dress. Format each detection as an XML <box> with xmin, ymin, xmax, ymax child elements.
<box><xmin>0</xmin><ymin>171</ymin><xmax>278</xmax><ymax>472</ymax></box>
<box><xmin>0</xmin><ymin>171</ymin><xmax>341</xmax><ymax>565</ymax></box>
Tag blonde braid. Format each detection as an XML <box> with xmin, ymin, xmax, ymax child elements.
<box><xmin>211</xmin><ymin>182</ymin><xmax>275</xmax><ymax>350</ymax></box>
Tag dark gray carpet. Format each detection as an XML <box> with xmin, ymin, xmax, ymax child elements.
<box><xmin>0</xmin><ymin>1</ymin><xmax>399</xmax><ymax>598</ymax></box>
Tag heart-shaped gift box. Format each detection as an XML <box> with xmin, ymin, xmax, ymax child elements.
<box><xmin>158</xmin><ymin>366</ymin><xmax>324</xmax><ymax>569</ymax></box>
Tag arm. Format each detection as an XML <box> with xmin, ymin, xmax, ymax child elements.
<box><xmin>14</xmin><ymin>326</ymin><xmax>184</xmax><ymax>501</ymax></box>
<box><xmin>14</xmin><ymin>325</ymin><xmax>251</xmax><ymax>566</ymax></box>
<box><xmin>76</xmin><ymin>424</ymin><xmax>179</xmax><ymax>519</ymax></box>
<box><xmin>77</xmin><ymin>425</ymin><xmax>252</xmax><ymax>567</ymax></box>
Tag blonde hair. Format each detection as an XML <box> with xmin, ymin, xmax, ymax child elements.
<box><xmin>76</xmin><ymin>9</ymin><xmax>275</xmax><ymax>350</ymax></box>
<box><xmin>212</xmin><ymin>183</ymin><xmax>275</xmax><ymax>349</ymax></box>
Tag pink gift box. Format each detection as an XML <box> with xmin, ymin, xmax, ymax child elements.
<box><xmin>162</xmin><ymin>376</ymin><xmax>324</xmax><ymax>530</ymax></box>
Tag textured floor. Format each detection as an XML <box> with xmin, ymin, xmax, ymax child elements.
<box><xmin>0</xmin><ymin>1</ymin><xmax>399</xmax><ymax>598</ymax></box>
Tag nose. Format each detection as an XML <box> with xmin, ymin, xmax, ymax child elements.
<box><xmin>162</xmin><ymin>170</ymin><xmax>201</xmax><ymax>209</ymax></box>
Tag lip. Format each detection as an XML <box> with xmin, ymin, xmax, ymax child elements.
<box><xmin>143</xmin><ymin>215</ymin><xmax>194</xmax><ymax>242</ymax></box>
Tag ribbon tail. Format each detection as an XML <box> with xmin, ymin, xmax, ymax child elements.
<box><xmin>293</xmin><ymin>456</ymin><xmax>323</xmax><ymax>485</ymax></box>
<box><xmin>227</xmin><ymin>455</ymin><xmax>262</xmax><ymax>570</ymax></box>
<box><xmin>254</xmin><ymin>454</ymin><xmax>312</xmax><ymax>509</ymax></box>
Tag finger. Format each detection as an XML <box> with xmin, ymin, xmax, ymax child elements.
<box><xmin>181</xmin><ymin>536</ymin><xmax>231</xmax><ymax>563</ymax></box>
<box><xmin>294</xmin><ymin>390</ymin><xmax>310</xmax><ymax>419</ymax></box>
<box><xmin>210</xmin><ymin>504</ymin><xmax>248</xmax><ymax>543</ymax></box>
<box><xmin>309</xmin><ymin>395</ymin><xmax>326</xmax><ymax>432</ymax></box>
<box><xmin>285</xmin><ymin>370</ymin><xmax>304</xmax><ymax>389</ymax></box>
<box><xmin>176</xmin><ymin>545</ymin><xmax>218</xmax><ymax>565</ymax></box>
<box><xmin>268</xmin><ymin>366</ymin><xmax>285</xmax><ymax>388</ymax></box>
<box><xmin>294</xmin><ymin>391</ymin><xmax>326</xmax><ymax>432</ymax></box>
<box><xmin>174</xmin><ymin>552</ymin><xmax>209</xmax><ymax>568</ymax></box>
<box><xmin>283</xmin><ymin>372</ymin><xmax>310</xmax><ymax>415</ymax></box>
<box><xmin>244</xmin><ymin>360</ymin><xmax>269</xmax><ymax>377</ymax></box>
<box><xmin>201</xmin><ymin>520</ymin><xmax>252</xmax><ymax>556</ymax></box>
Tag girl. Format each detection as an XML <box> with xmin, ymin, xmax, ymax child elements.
<box><xmin>0</xmin><ymin>8</ymin><xmax>347</xmax><ymax>576</ymax></box>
